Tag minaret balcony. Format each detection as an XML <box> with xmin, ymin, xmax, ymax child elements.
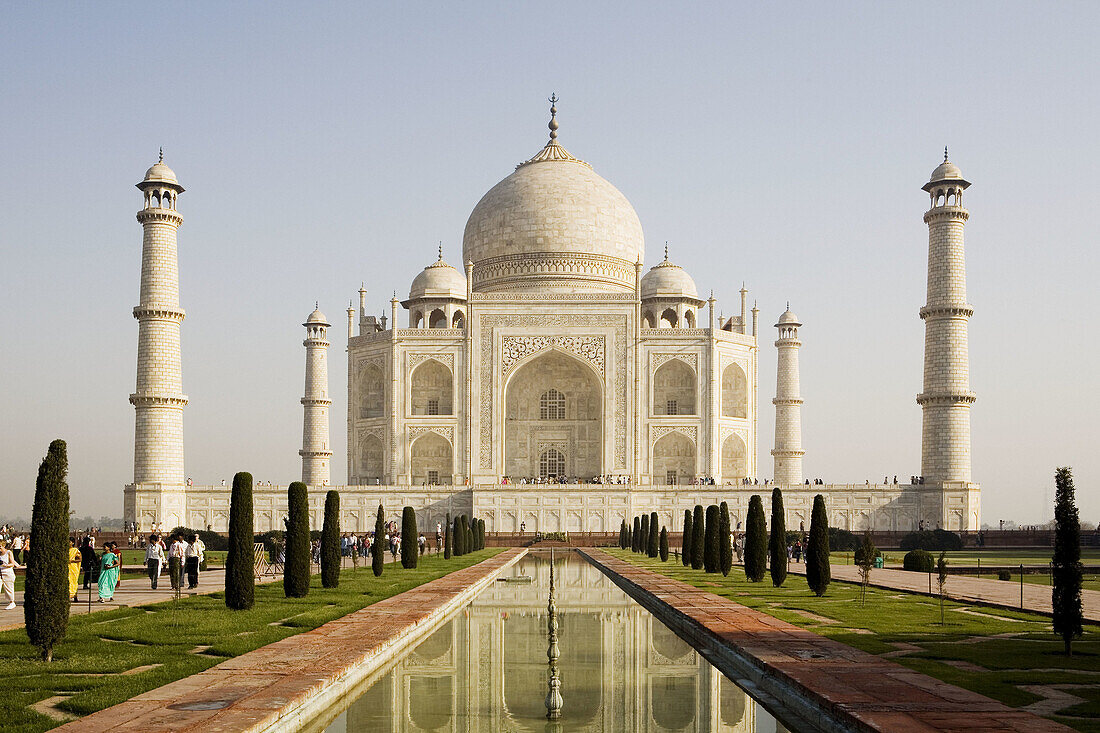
<box><xmin>923</xmin><ymin>207</ymin><xmax>969</xmax><ymax>224</ymax></box>
<box><xmin>915</xmin><ymin>391</ymin><xmax>976</xmax><ymax>406</ymax></box>
<box><xmin>129</xmin><ymin>393</ymin><xmax>189</xmax><ymax>407</ymax></box>
<box><xmin>919</xmin><ymin>304</ymin><xmax>974</xmax><ymax>320</ymax></box>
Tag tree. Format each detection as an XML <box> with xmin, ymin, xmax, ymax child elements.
<box><xmin>24</xmin><ymin>439</ymin><xmax>70</xmax><ymax>662</ymax></box>
<box><xmin>372</xmin><ymin>505</ymin><xmax>385</xmax><ymax>576</ymax></box>
<box><xmin>321</xmin><ymin>490</ymin><xmax>340</xmax><ymax>588</ymax></box>
<box><xmin>467</xmin><ymin>516</ymin><xmax>475</xmax><ymax>551</ymax></box>
<box><xmin>936</xmin><ymin>551</ymin><xmax>949</xmax><ymax>626</ymax></box>
<box><xmin>854</xmin><ymin>532</ymin><xmax>877</xmax><ymax>606</ymax></box>
<box><xmin>744</xmin><ymin>496</ymin><xmax>767</xmax><ymax>582</ymax></box>
<box><xmin>225</xmin><ymin>472</ymin><xmax>255</xmax><ymax>610</ymax></box>
<box><xmin>477</xmin><ymin>518</ymin><xmax>486</xmax><ymax>551</ymax></box>
<box><xmin>681</xmin><ymin>510</ymin><xmax>693</xmax><ymax>567</ymax></box>
<box><xmin>703</xmin><ymin>505</ymin><xmax>719</xmax><ymax>572</ymax></box>
<box><xmin>454</xmin><ymin>515</ymin><xmax>464</xmax><ymax>556</ymax></box>
<box><xmin>632</xmin><ymin>516</ymin><xmax>641</xmax><ymax>552</ymax></box>
<box><xmin>806</xmin><ymin>495</ymin><xmax>831</xmax><ymax>596</ymax></box>
<box><xmin>1053</xmin><ymin>466</ymin><xmax>1084</xmax><ymax>655</ymax></box>
<box><xmin>619</xmin><ymin>520</ymin><xmax>627</xmax><ymax>549</ymax></box>
<box><xmin>719</xmin><ymin>502</ymin><xmax>732</xmax><ymax>576</ymax></box>
<box><xmin>443</xmin><ymin>512</ymin><xmax>452</xmax><ymax>559</ymax></box>
<box><xmin>769</xmin><ymin>488</ymin><xmax>787</xmax><ymax>587</ymax></box>
<box><xmin>691</xmin><ymin>506</ymin><xmax>705</xmax><ymax>570</ymax></box>
<box><xmin>648</xmin><ymin>511</ymin><xmax>659</xmax><ymax>558</ymax></box>
<box><xmin>401</xmin><ymin>507</ymin><xmax>418</xmax><ymax>569</ymax></box>
<box><xmin>625</xmin><ymin>521</ymin><xmax>633</xmax><ymax>552</ymax></box>
<box><xmin>284</xmin><ymin>482</ymin><xmax>310</xmax><ymax>598</ymax></box>
<box><xmin>640</xmin><ymin>514</ymin><xmax>650</xmax><ymax>555</ymax></box>
<box><xmin>659</xmin><ymin>527</ymin><xmax>669</xmax><ymax>561</ymax></box>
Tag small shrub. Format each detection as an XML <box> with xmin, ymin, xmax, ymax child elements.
<box><xmin>828</xmin><ymin>527</ymin><xmax>859</xmax><ymax>551</ymax></box>
<box><xmin>899</xmin><ymin>529</ymin><xmax>963</xmax><ymax>551</ymax></box>
<box><xmin>997</xmin><ymin>570</ymin><xmax>1012</xmax><ymax>581</ymax></box>
<box><xmin>659</xmin><ymin>528</ymin><xmax>669</xmax><ymax>562</ymax></box>
<box><xmin>903</xmin><ymin>549</ymin><xmax>935</xmax><ymax>573</ymax></box>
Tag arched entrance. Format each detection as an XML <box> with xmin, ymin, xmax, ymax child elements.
<box><xmin>410</xmin><ymin>432</ymin><xmax>453</xmax><ymax>485</ymax></box>
<box><xmin>653</xmin><ymin>431</ymin><xmax>695</xmax><ymax>485</ymax></box>
<box><xmin>504</xmin><ymin>350</ymin><xmax>602</xmax><ymax>481</ymax></box>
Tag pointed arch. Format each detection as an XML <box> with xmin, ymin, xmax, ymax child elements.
<box><xmin>359</xmin><ymin>434</ymin><xmax>384</xmax><ymax>483</ymax></box>
<box><xmin>410</xmin><ymin>431</ymin><xmax>452</xmax><ymax>485</ymax></box>
<box><xmin>428</xmin><ymin>308</ymin><xmax>447</xmax><ymax>328</ymax></box>
<box><xmin>652</xmin><ymin>431</ymin><xmax>695</xmax><ymax>485</ymax></box>
<box><xmin>653</xmin><ymin>358</ymin><xmax>696</xmax><ymax>415</ymax></box>
<box><xmin>358</xmin><ymin>364</ymin><xmax>384</xmax><ymax>419</ymax></box>
<box><xmin>721</xmin><ymin>433</ymin><xmax>747</xmax><ymax>481</ymax></box>
<box><xmin>721</xmin><ymin>362</ymin><xmax>748</xmax><ymax>418</ymax></box>
<box><xmin>410</xmin><ymin>358</ymin><xmax>453</xmax><ymax>415</ymax></box>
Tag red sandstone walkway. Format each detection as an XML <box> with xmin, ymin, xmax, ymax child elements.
<box><xmin>581</xmin><ymin>548</ymin><xmax>1070</xmax><ymax>733</ymax></box>
<box><xmin>790</xmin><ymin>563</ymin><xmax>1100</xmax><ymax>623</ymax></box>
<box><xmin>49</xmin><ymin>548</ymin><xmax>526</xmax><ymax>733</ymax></box>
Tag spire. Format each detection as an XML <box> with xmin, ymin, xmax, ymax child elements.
<box><xmin>548</xmin><ymin>93</ymin><xmax>559</xmax><ymax>142</ymax></box>
<box><xmin>944</xmin><ymin>146</ymin><xmax>949</xmax><ymax>163</ymax></box>
<box><xmin>438</xmin><ymin>241</ymin><xmax>443</xmax><ymax>261</ymax></box>
<box><xmin>159</xmin><ymin>147</ymin><xmax>163</xmax><ymax>163</ymax></box>
<box><xmin>663</xmin><ymin>242</ymin><xmax>669</xmax><ymax>261</ymax></box>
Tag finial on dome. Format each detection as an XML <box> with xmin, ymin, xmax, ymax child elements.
<box><xmin>159</xmin><ymin>147</ymin><xmax>163</xmax><ymax>163</ymax></box>
<box><xmin>663</xmin><ymin>242</ymin><xmax>669</xmax><ymax>261</ymax></box>
<box><xmin>944</xmin><ymin>146</ymin><xmax>949</xmax><ymax>163</ymax></box>
<box><xmin>315</xmin><ymin>300</ymin><xmax>319</xmax><ymax>309</ymax></box>
<box><xmin>548</xmin><ymin>93</ymin><xmax>559</xmax><ymax>142</ymax></box>
<box><xmin>438</xmin><ymin>241</ymin><xmax>443</xmax><ymax>260</ymax></box>
<box><xmin>786</xmin><ymin>300</ymin><xmax>790</xmax><ymax>310</ymax></box>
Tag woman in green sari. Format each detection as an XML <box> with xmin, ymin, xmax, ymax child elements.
<box><xmin>98</xmin><ymin>543</ymin><xmax>120</xmax><ymax>602</ymax></box>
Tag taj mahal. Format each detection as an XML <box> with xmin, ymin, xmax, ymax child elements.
<box><xmin>123</xmin><ymin>99</ymin><xmax>981</xmax><ymax>535</ymax></box>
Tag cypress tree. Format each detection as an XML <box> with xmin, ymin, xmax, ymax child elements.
<box><xmin>225</xmin><ymin>472</ymin><xmax>255</xmax><ymax>610</ymax></box>
<box><xmin>769</xmin><ymin>487</ymin><xmax>787</xmax><ymax>587</ymax></box>
<box><xmin>719</xmin><ymin>501</ymin><xmax>732</xmax><ymax>577</ymax></box>
<box><xmin>639</xmin><ymin>514</ymin><xmax>649</xmax><ymax>554</ymax></box>
<box><xmin>647</xmin><ymin>511</ymin><xmax>659</xmax><ymax>558</ymax></box>
<box><xmin>443</xmin><ymin>512</ymin><xmax>452</xmax><ymax>559</ymax></box>
<box><xmin>632</xmin><ymin>516</ymin><xmax>641</xmax><ymax>552</ymax></box>
<box><xmin>625</xmin><ymin>522</ymin><xmax>633</xmax><ymax>552</ymax></box>
<box><xmin>619</xmin><ymin>520</ymin><xmax>627</xmax><ymax>549</ymax></box>
<box><xmin>467</xmin><ymin>516</ymin><xmax>474</xmax><ymax>551</ymax></box>
<box><xmin>691</xmin><ymin>505</ymin><xmax>705</xmax><ymax>570</ymax></box>
<box><xmin>704</xmin><ymin>505</ymin><xmax>719</xmax><ymax>572</ymax></box>
<box><xmin>372</xmin><ymin>505</ymin><xmax>385</xmax><ymax>576</ymax></box>
<box><xmin>24</xmin><ymin>439</ymin><xmax>70</xmax><ymax>662</ymax></box>
<box><xmin>681</xmin><ymin>509</ymin><xmax>693</xmax><ymax>567</ymax></box>
<box><xmin>454</xmin><ymin>515</ymin><xmax>464</xmax><ymax>556</ymax></box>
<box><xmin>659</xmin><ymin>527</ymin><xmax>669</xmax><ymax>562</ymax></box>
<box><xmin>478</xmin><ymin>518</ymin><xmax>486</xmax><ymax>550</ymax></box>
<box><xmin>744</xmin><ymin>495</ymin><xmax>767</xmax><ymax>582</ymax></box>
<box><xmin>461</xmin><ymin>516</ymin><xmax>471</xmax><ymax>555</ymax></box>
<box><xmin>1053</xmin><ymin>467</ymin><xmax>1083</xmax><ymax>655</ymax></box>
<box><xmin>284</xmin><ymin>482</ymin><xmax>310</xmax><ymax>598</ymax></box>
<box><xmin>401</xmin><ymin>507</ymin><xmax>418</xmax><ymax>568</ymax></box>
<box><xmin>321</xmin><ymin>490</ymin><xmax>340</xmax><ymax>588</ymax></box>
<box><xmin>806</xmin><ymin>494</ymin><xmax>831</xmax><ymax>596</ymax></box>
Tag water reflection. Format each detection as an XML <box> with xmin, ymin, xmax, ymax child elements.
<box><xmin>323</xmin><ymin>553</ymin><xmax>779</xmax><ymax>732</ymax></box>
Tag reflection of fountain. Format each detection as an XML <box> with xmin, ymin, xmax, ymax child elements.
<box><xmin>545</xmin><ymin>549</ymin><xmax>563</xmax><ymax>721</ymax></box>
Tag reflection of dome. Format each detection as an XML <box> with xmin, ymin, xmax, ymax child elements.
<box><xmin>305</xmin><ymin>306</ymin><xmax>329</xmax><ymax>325</ymax></box>
<box><xmin>641</xmin><ymin>251</ymin><xmax>697</xmax><ymax>299</ymax></box>
<box><xmin>462</xmin><ymin>109</ymin><xmax>644</xmax><ymax>293</ymax></box>
<box><xmin>409</xmin><ymin>254</ymin><xmax>467</xmax><ymax>300</ymax></box>
<box><xmin>143</xmin><ymin>161</ymin><xmax>178</xmax><ymax>185</ymax></box>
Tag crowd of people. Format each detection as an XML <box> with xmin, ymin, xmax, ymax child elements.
<box><xmin>324</xmin><ymin>521</ymin><xmax>435</xmax><ymax>563</ymax></box>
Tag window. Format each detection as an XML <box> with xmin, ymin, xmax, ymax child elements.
<box><xmin>666</xmin><ymin>399</ymin><xmax>678</xmax><ymax>416</ymax></box>
<box><xmin>427</xmin><ymin>399</ymin><xmax>439</xmax><ymax>416</ymax></box>
<box><xmin>540</xmin><ymin>448</ymin><xmax>566</xmax><ymax>478</ymax></box>
<box><xmin>427</xmin><ymin>470</ymin><xmax>439</xmax><ymax>484</ymax></box>
<box><xmin>666</xmin><ymin>470</ymin><xmax>678</xmax><ymax>486</ymax></box>
<box><xmin>540</xmin><ymin>389</ymin><xmax>566</xmax><ymax>420</ymax></box>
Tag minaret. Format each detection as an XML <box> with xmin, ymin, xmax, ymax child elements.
<box><xmin>772</xmin><ymin>304</ymin><xmax>804</xmax><ymax>485</ymax></box>
<box><xmin>300</xmin><ymin>304</ymin><xmax>333</xmax><ymax>486</ymax></box>
<box><xmin>131</xmin><ymin>152</ymin><xmax>188</xmax><ymax>488</ymax></box>
<box><xmin>918</xmin><ymin>150</ymin><xmax>975</xmax><ymax>483</ymax></box>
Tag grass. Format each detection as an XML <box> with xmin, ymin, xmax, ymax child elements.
<box><xmin>608</xmin><ymin>549</ymin><xmax>1100</xmax><ymax>732</ymax></box>
<box><xmin>1</xmin><ymin>548</ymin><xmax>503</xmax><ymax>733</ymax></box>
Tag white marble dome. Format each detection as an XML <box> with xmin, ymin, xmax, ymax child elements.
<box><xmin>777</xmin><ymin>307</ymin><xmax>801</xmax><ymax>326</ymax></box>
<box><xmin>305</xmin><ymin>306</ymin><xmax>329</xmax><ymax>325</ymax></box>
<box><xmin>462</xmin><ymin>139</ymin><xmax>645</xmax><ymax>293</ymax></box>
<box><xmin>143</xmin><ymin>161</ymin><xmax>178</xmax><ymax>185</ymax></box>
<box><xmin>641</xmin><ymin>255</ymin><xmax>698</xmax><ymax>300</ymax></box>
<box><xmin>409</xmin><ymin>256</ymin><xmax>467</xmax><ymax>300</ymax></box>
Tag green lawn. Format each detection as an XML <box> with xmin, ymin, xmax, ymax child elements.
<box><xmin>2</xmin><ymin>548</ymin><xmax>502</xmax><ymax>733</ymax></box>
<box><xmin>608</xmin><ymin>549</ymin><xmax>1100</xmax><ymax>732</ymax></box>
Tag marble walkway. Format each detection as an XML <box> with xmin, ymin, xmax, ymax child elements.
<box><xmin>582</xmin><ymin>548</ymin><xmax>1071</xmax><ymax>732</ymax></box>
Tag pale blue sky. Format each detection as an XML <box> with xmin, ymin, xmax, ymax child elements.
<box><xmin>1</xmin><ymin>3</ymin><xmax>1096</xmax><ymax>523</ymax></box>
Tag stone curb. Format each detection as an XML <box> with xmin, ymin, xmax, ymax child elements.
<box><xmin>580</xmin><ymin>549</ymin><xmax>1071</xmax><ymax>733</ymax></box>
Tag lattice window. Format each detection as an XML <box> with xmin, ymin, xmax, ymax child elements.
<box><xmin>666</xmin><ymin>470</ymin><xmax>678</xmax><ymax>485</ymax></box>
<box><xmin>427</xmin><ymin>470</ymin><xmax>439</xmax><ymax>484</ymax></box>
<box><xmin>540</xmin><ymin>389</ymin><xmax>566</xmax><ymax>420</ymax></box>
<box><xmin>666</xmin><ymin>400</ymin><xmax>678</xmax><ymax>416</ymax></box>
<box><xmin>540</xmin><ymin>448</ymin><xmax>566</xmax><ymax>478</ymax></box>
<box><xmin>427</xmin><ymin>399</ymin><xmax>439</xmax><ymax>416</ymax></box>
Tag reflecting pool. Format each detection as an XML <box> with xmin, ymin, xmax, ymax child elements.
<box><xmin>320</xmin><ymin>552</ymin><xmax>788</xmax><ymax>732</ymax></box>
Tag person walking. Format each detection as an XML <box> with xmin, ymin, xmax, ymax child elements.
<box><xmin>68</xmin><ymin>537</ymin><xmax>81</xmax><ymax>602</ymax></box>
<box><xmin>144</xmin><ymin>534</ymin><xmax>165</xmax><ymax>589</ymax></box>
<box><xmin>79</xmin><ymin>536</ymin><xmax>98</xmax><ymax>590</ymax></box>
<box><xmin>12</xmin><ymin>534</ymin><xmax>23</xmax><ymax>563</ymax></box>
<box><xmin>97</xmin><ymin>543</ymin><xmax>120</xmax><ymax>602</ymax></box>
<box><xmin>0</xmin><ymin>539</ymin><xmax>20</xmax><ymax>610</ymax></box>
<box><xmin>168</xmin><ymin>534</ymin><xmax>186</xmax><ymax>591</ymax></box>
<box><xmin>184</xmin><ymin>534</ymin><xmax>201</xmax><ymax>589</ymax></box>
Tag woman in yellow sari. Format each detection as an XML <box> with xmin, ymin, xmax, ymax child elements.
<box><xmin>68</xmin><ymin>537</ymin><xmax>81</xmax><ymax>602</ymax></box>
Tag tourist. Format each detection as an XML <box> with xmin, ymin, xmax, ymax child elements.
<box><xmin>98</xmin><ymin>543</ymin><xmax>120</xmax><ymax>602</ymax></box>
<box><xmin>0</xmin><ymin>539</ymin><xmax>20</xmax><ymax>610</ymax></box>
<box><xmin>168</xmin><ymin>534</ymin><xmax>186</xmax><ymax>590</ymax></box>
<box><xmin>80</xmin><ymin>536</ymin><xmax>98</xmax><ymax>590</ymax></box>
<box><xmin>68</xmin><ymin>537</ymin><xmax>81</xmax><ymax>602</ymax></box>
<box><xmin>144</xmin><ymin>534</ymin><xmax>165</xmax><ymax>589</ymax></box>
<box><xmin>185</xmin><ymin>533</ymin><xmax>202</xmax><ymax>589</ymax></box>
<box><xmin>418</xmin><ymin>534</ymin><xmax>426</xmax><ymax>555</ymax></box>
<box><xmin>12</xmin><ymin>534</ymin><xmax>23</xmax><ymax>563</ymax></box>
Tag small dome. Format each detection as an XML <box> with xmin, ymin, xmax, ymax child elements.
<box><xmin>409</xmin><ymin>255</ymin><xmax>467</xmax><ymax>300</ymax></box>
<box><xmin>929</xmin><ymin>159</ymin><xmax>962</xmax><ymax>183</ymax></box>
<box><xmin>144</xmin><ymin>161</ymin><xmax>178</xmax><ymax>185</ymax></box>
<box><xmin>777</xmin><ymin>307</ymin><xmax>801</xmax><ymax>326</ymax></box>
<box><xmin>305</xmin><ymin>306</ymin><xmax>329</xmax><ymax>326</ymax></box>
<box><xmin>641</xmin><ymin>254</ymin><xmax>698</xmax><ymax>300</ymax></box>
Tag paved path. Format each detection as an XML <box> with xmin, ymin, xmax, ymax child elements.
<box><xmin>789</xmin><ymin>563</ymin><xmax>1100</xmax><ymax>623</ymax></box>
<box><xmin>51</xmin><ymin>548</ymin><xmax>525</xmax><ymax>733</ymax></box>
<box><xmin>582</xmin><ymin>549</ymin><xmax>1070</xmax><ymax>733</ymax></box>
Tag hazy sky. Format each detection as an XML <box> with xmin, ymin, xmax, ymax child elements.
<box><xmin>2</xmin><ymin>3</ymin><xmax>1096</xmax><ymax>524</ymax></box>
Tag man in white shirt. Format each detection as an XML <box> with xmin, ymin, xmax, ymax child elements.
<box><xmin>185</xmin><ymin>534</ymin><xmax>203</xmax><ymax>589</ymax></box>
<box><xmin>168</xmin><ymin>534</ymin><xmax>187</xmax><ymax>591</ymax></box>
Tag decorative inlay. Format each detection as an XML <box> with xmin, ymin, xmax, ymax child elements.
<box><xmin>409</xmin><ymin>426</ymin><xmax>455</xmax><ymax>444</ymax></box>
<box><xmin>473</xmin><ymin>252</ymin><xmax>636</xmax><ymax>292</ymax></box>
<box><xmin>502</xmin><ymin>335</ymin><xmax>605</xmax><ymax>377</ymax></box>
<box><xmin>719</xmin><ymin>426</ymin><xmax>748</xmax><ymax>444</ymax></box>
<box><xmin>409</xmin><ymin>352</ymin><xmax>455</xmax><ymax>371</ymax></box>
<box><xmin>651</xmin><ymin>425</ymin><xmax>697</xmax><ymax>445</ymax></box>
<box><xmin>471</xmin><ymin>292</ymin><xmax>637</xmax><ymax>302</ymax></box>
<box><xmin>650</xmin><ymin>352</ymin><xmax>697</xmax><ymax>372</ymax></box>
